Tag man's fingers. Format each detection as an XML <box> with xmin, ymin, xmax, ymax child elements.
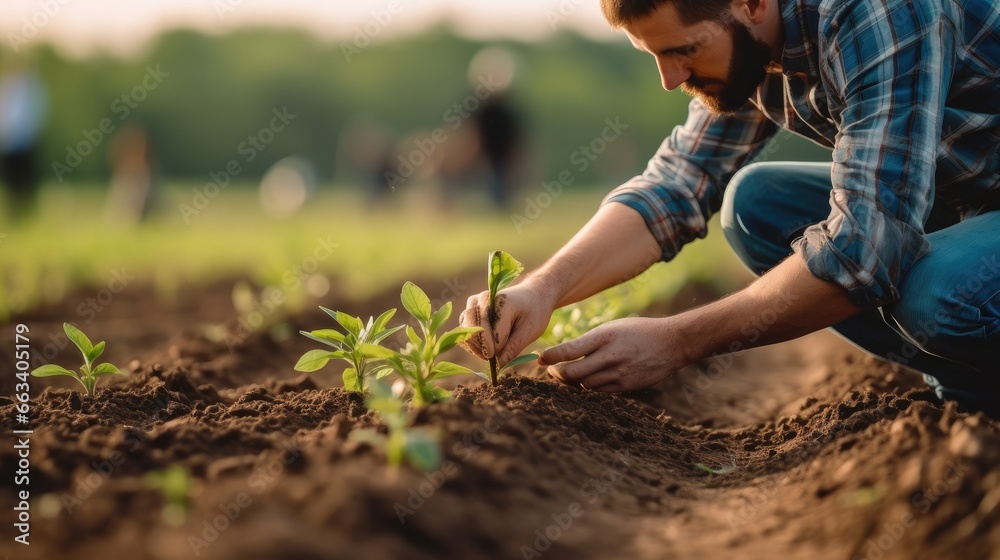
<box><xmin>459</xmin><ymin>293</ymin><xmax>493</xmax><ymax>359</ymax></box>
<box><xmin>546</xmin><ymin>347</ymin><xmax>615</xmax><ymax>384</ymax></box>
<box><xmin>539</xmin><ymin>330</ymin><xmax>606</xmax><ymax>367</ymax></box>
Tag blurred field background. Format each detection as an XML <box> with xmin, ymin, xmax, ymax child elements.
<box><xmin>0</xmin><ymin>1</ymin><xmax>832</xmax><ymax>321</ymax></box>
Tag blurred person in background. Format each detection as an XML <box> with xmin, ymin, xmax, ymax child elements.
<box><xmin>468</xmin><ymin>47</ymin><xmax>523</xmax><ymax>210</ymax></box>
<box><xmin>0</xmin><ymin>50</ymin><xmax>48</xmax><ymax>221</ymax></box>
<box><xmin>103</xmin><ymin>124</ymin><xmax>158</xmax><ymax>226</ymax></box>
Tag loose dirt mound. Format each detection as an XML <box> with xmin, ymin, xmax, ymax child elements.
<box><xmin>1</xmin><ymin>281</ymin><xmax>998</xmax><ymax>560</ymax></box>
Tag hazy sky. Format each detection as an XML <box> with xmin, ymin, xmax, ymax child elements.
<box><xmin>2</xmin><ymin>0</ymin><xmax>621</xmax><ymax>56</ymax></box>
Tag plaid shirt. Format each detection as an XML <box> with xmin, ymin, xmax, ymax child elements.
<box><xmin>604</xmin><ymin>0</ymin><xmax>1000</xmax><ymax>307</ymax></box>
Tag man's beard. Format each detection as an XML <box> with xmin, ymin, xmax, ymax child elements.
<box><xmin>681</xmin><ymin>20</ymin><xmax>773</xmax><ymax>114</ymax></box>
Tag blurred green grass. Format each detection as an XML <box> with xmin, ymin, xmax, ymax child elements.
<box><xmin>0</xmin><ymin>182</ymin><xmax>748</xmax><ymax>319</ymax></box>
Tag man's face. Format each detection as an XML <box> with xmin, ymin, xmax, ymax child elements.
<box><xmin>624</xmin><ymin>3</ymin><xmax>774</xmax><ymax>114</ymax></box>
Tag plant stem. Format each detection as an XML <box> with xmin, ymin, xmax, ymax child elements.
<box><xmin>487</xmin><ymin>305</ymin><xmax>499</xmax><ymax>385</ymax></box>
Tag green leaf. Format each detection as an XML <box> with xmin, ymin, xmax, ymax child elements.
<box><xmin>342</xmin><ymin>367</ymin><xmax>362</xmax><ymax>392</ymax></box>
<box><xmin>487</xmin><ymin>251</ymin><xmax>524</xmax><ymax>305</ymax></box>
<box><xmin>63</xmin><ymin>323</ymin><xmax>94</xmax><ymax>357</ymax></box>
<box><xmin>401</xmin><ymin>282</ymin><xmax>431</xmax><ymax>322</ymax></box>
<box><xmin>371</xmin><ymin>324</ymin><xmax>404</xmax><ymax>345</ymax></box>
<box><xmin>335</xmin><ymin>311</ymin><xmax>364</xmax><ymax>337</ymax></box>
<box><xmin>31</xmin><ymin>364</ymin><xmax>78</xmax><ymax>378</ymax></box>
<box><xmin>429</xmin><ymin>302</ymin><xmax>452</xmax><ymax>335</ymax></box>
<box><xmin>358</xmin><ymin>343</ymin><xmax>397</xmax><ymax>360</ymax></box>
<box><xmin>436</xmin><ymin>326</ymin><xmax>482</xmax><ymax>354</ymax></box>
<box><xmin>405</xmin><ymin>325</ymin><xmax>421</xmax><ymax>346</ymax></box>
<box><xmin>87</xmin><ymin>341</ymin><xmax>106</xmax><ymax>364</ymax></box>
<box><xmin>413</xmin><ymin>385</ymin><xmax>450</xmax><ymax>406</ymax></box>
<box><xmin>372</xmin><ymin>308</ymin><xmax>397</xmax><ymax>332</ymax></box>
<box><xmin>374</xmin><ymin>367</ymin><xmax>394</xmax><ymax>379</ymax></box>
<box><xmin>294</xmin><ymin>349</ymin><xmax>343</xmax><ymax>372</ymax></box>
<box><xmin>404</xmin><ymin>431</ymin><xmax>442</xmax><ymax>472</ymax></box>
<box><xmin>301</xmin><ymin>329</ymin><xmax>345</xmax><ymax>348</ymax></box>
<box><xmin>91</xmin><ymin>363</ymin><xmax>121</xmax><ymax>376</ymax></box>
<box><xmin>430</xmin><ymin>361</ymin><xmax>475</xmax><ymax>380</ymax></box>
<box><xmin>349</xmin><ymin>428</ymin><xmax>386</xmax><ymax>447</ymax></box>
<box><xmin>472</xmin><ymin>370</ymin><xmax>491</xmax><ymax>383</ymax></box>
<box><xmin>499</xmin><ymin>353</ymin><xmax>540</xmax><ymax>373</ymax></box>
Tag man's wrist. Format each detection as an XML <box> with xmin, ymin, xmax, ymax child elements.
<box><xmin>520</xmin><ymin>268</ymin><xmax>566</xmax><ymax>313</ymax></box>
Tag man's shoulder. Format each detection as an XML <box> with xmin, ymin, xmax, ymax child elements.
<box><xmin>812</xmin><ymin>0</ymin><xmax>948</xmax><ymax>37</ymax></box>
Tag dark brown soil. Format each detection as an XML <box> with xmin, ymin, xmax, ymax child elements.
<box><xmin>1</xmin><ymin>279</ymin><xmax>999</xmax><ymax>560</ymax></box>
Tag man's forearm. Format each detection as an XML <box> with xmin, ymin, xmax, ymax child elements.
<box><xmin>672</xmin><ymin>254</ymin><xmax>865</xmax><ymax>362</ymax></box>
<box><xmin>525</xmin><ymin>203</ymin><xmax>661</xmax><ymax>309</ymax></box>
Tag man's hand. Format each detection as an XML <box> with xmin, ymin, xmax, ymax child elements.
<box><xmin>539</xmin><ymin>317</ymin><xmax>687</xmax><ymax>392</ymax></box>
<box><xmin>458</xmin><ymin>280</ymin><xmax>557</xmax><ymax>367</ymax></box>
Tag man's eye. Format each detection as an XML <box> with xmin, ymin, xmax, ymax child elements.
<box><xmin>678</xmin><ymin>45</ymin><xmax>698</xmax><ymax>57</ymax></box>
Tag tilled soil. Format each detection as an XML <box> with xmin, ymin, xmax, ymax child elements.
<box><xmin>1</xmin><ymin>280</ymin><xmax>998</xmax><ymax>560</ymax></box>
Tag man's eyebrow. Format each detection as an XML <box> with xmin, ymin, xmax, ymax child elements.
<box><xmin>628</xmin><ymin>39</ymin><xmax>698</xmax><ymax>55</ymax></box>
<box><xmin>654</xmin><ymin>42</ymin><xmax>698</xmax><ymax>55</ymax></box>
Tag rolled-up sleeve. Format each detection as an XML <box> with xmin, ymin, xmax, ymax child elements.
<box><xmin>602</xmin><ymin>98</ymin><xmax>777</xmax><ymax>262</ymax></box>
<box><xmin>793</xmin><ymin>0</ymin><xmax>952</xmax><ymax>307</ymax></box>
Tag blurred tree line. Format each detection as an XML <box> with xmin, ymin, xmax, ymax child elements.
<box><xmin>11</xmin><ymin>26</ymin><xmax>829</xmax><ymax>189</ymax></box>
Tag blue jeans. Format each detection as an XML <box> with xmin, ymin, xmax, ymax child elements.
<box><xmin>720</xmin><ymin>162</ymin><xmax>1000</xmax><ymax>416</ymax></box>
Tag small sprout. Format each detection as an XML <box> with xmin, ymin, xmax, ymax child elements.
<box><xmin>694</xmin><ymin>457</ymin><xmax>737</xmax><ymax>476</ymax></box>
<box><xmin>295</xmin><ymin>307</ymin><xmax>403</xmax><ymax>393</ymax></box>
<box><xmin>363</xmin><ymin>282</ymin><xmax>481</xmax><ymax>406</ymax></box>
<box><xmin>31</xmin><ymin>323</ymin><xmax>123</xmax><ymax>396</ymax></box>
<box><xmin>485</xmin><ymin>250</ymin><xmax>536</xmax><ymax>384</ymax></box>
<box><xmin>144</xmin><ymin>465</ymin><xmax>193</xmax><ymax>526</ymax></box>
<box><xmin>472</xmin><ymin>352</ymin><xmax>540</xmax><ymax>383</ymax></box>
<box><xmin>350</xmin><ymin>381</ymin><xmax>441</xmax><ymax>471</ymax></box>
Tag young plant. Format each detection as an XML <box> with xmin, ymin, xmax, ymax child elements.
<box><xmin>143</xmin><ymin>465</ymin><xmax>193</xmax><ymax>527</ymax></box>
<box><xmin>361</xmin><ymin>282</ymin><xmax>481</xmax><ymax>406</ymax></box>
<box><xmin>350</xmin><ymin>381</ymin><xmax>441</xmax><ymax>471</ymax></box>
<box><xmin>485</xmin><ymin>250</ymin><xmax>538</xmax><ymax>384</ymax></box>
<box><xmin>294</xmin><ymin>307</ymin><xmax>403</xmax><ymax>393</ymax></box>
<box><xmin>31</xmin><ymin>323</ymin><xmax>122</xmax><ymax>396</ymax></box>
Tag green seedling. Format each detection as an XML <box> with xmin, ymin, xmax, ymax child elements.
<box><xmin>295</xmin><ymin>307</ymin><xmax>403</xmax><ymax>393</ymax></box>
<box><xmin>30</xmin><ymin>323</ymin><xmax>122</xmax><ymax>396</ymax></box>
<box><xmin>143</xmin><ymin>465</ymin><xmax>193</xmax><ymax>527</ymax></box>
<box><xmin>694</xmin><ymin>456</ymin><xmax>737</xmax><ymax>476</ymax></box>
<box><xmin>485</xmin><ymin>250</ymin><xmax>539</xmax><ymax>384</ymax></box>
<box><xmin>361</xmin><ymin>282</ymin><xmax>481</xmax><ymax>406</ymax></box>
<box><xmin>350</xmin><ymin>381</ymin><xmax>441</xmax><ymax>471</ymax></box>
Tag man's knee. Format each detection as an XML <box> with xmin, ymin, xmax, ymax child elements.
<box><xmin>721</xmin><ymin>163</ymin><xmax>793</xmax><ymax>275</ymax></box>
<box><xmin>889</xmin><ymin>272</ymin><xmax>995</xmax><ymax>358</ymax></box>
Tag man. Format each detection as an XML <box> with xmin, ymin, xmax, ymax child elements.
<box><xmin>459</xmin><ymin>0</ymin><xmax>1000</xmax><ymax>416</ymax></box>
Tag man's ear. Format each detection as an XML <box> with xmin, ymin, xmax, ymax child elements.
<box><xmin>738</xmin><ymin>0</ymin><xmax>770</xmax><ymax>25</ymax></box>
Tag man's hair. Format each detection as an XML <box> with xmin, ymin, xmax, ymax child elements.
<box><xmin>600</xmin><ymin>0</ymin><xmax>735</xmax><ymax>28</ymax></box>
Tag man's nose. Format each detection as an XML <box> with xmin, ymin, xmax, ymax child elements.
<box><xmin>655</xmin><ymin>56</ymin><xmax>690</xmax><ymax>91</ymax></box>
